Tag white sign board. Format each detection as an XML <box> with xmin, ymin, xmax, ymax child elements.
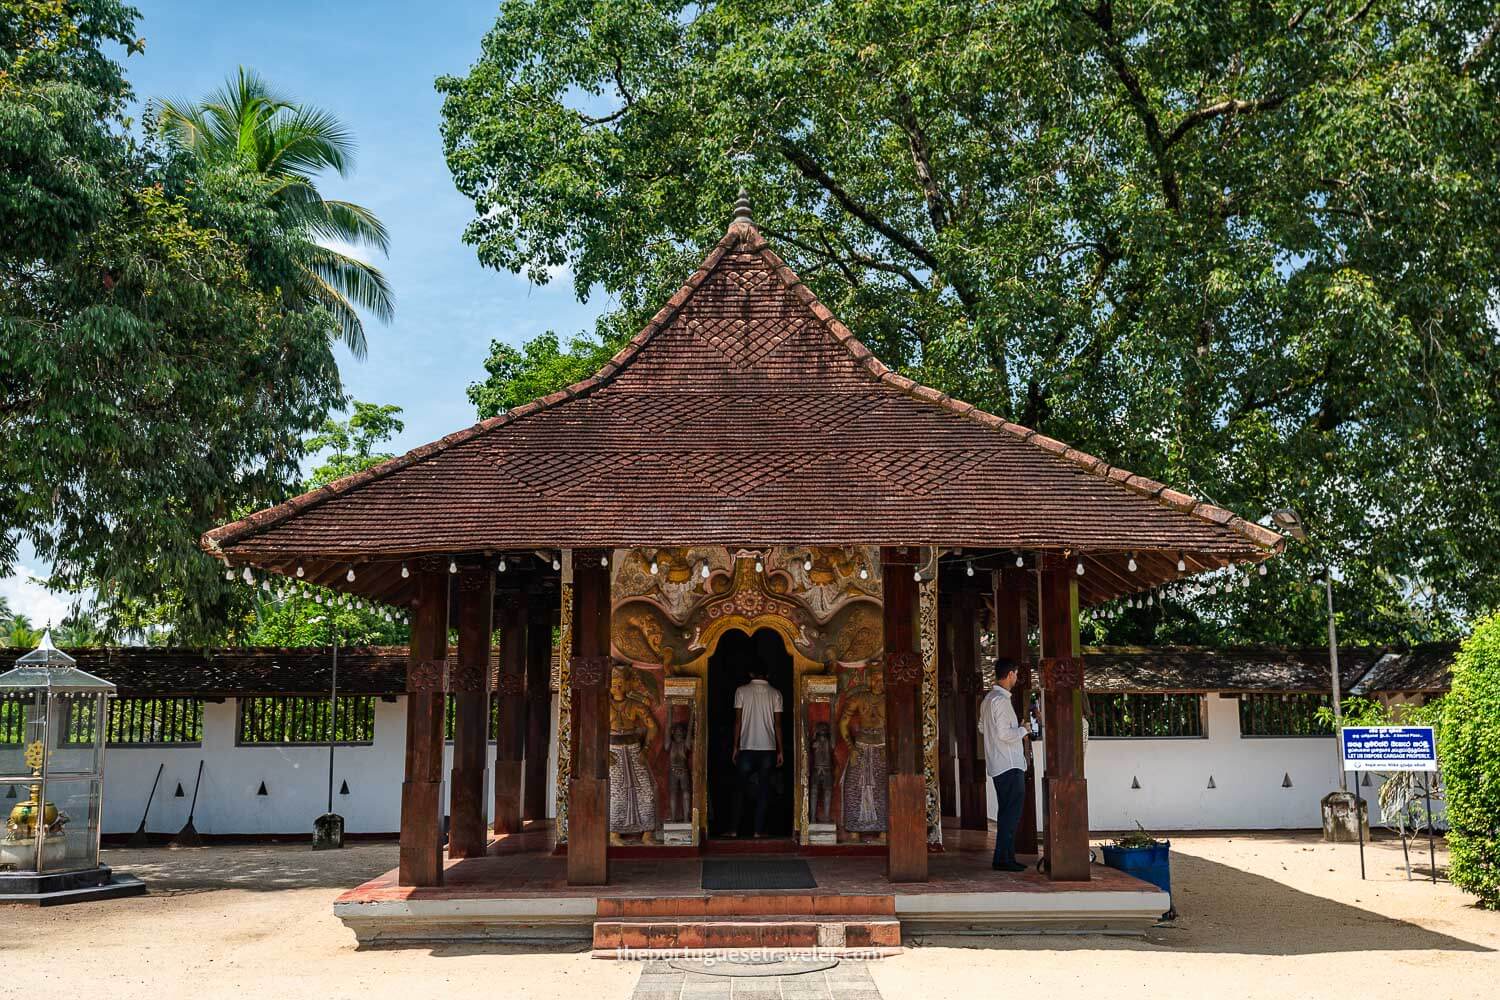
<box><xmin>1340</xmin><ymin>726</ymin><xmax>1437</xmax><ymax>772</ymax></box>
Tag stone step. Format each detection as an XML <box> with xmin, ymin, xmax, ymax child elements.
<box><xmin>596</xmin><ymin>893</ymin><xmax>895</xmax><ymax>919</ymax></box>
<box><xmin>590</xmin><ymin>915</ymin><xmax>902</xmax><ymax>955</ymax></box>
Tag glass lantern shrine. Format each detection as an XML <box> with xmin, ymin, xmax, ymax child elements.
<box><xmin>0</xmin><ymin>631</ymin><xmax>116</xmax><ymax>891</ymax></box>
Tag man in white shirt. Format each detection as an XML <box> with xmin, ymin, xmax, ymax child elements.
<box><xmin>979</xmin><ymin>659</ymin><xmax>1031</xmax><ymax>871</ymax></box>
<box><xmin>727</xmin><ymin>667</ymin><xmax>784</xmax><ymax>838</ymax></box>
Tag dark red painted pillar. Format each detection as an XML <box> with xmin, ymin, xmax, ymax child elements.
<box><xmin>567</xmin><ymin>549</ymin><xmax>611</xmax><ymax>886</ymax></box>
<box><xmin>449</xmin><ymin>564</ymin><xmax>493</xmax><ymax>859</ymax></box>
<box><xmin>952</xmin><ymin>583</ymin><xmax>989</xmax><ymax>831</ymax></box>
<box><xmin>1039</xmin><ymin>562</ymin><xmax>1089</xmax><ymax>881</ymax></box>
<box><xmin>881</xmin><ymin>546</ymin><xmax>928</xmax><ymax>883</ymax></box>
<box><xmin>995</xmin><ymin>568</ymin><xmax>1038</xmax><ymax>855</ymax></box>
<box><xmin>493</xmin><ymin>591</ymin><xmax>528</xmax><ymax>834</ymax></box>
<box><xmin>399</xmin><ymin>568</ymin><xmax>448</xmax><ymax>886</ymax></box>
<box><xmin>522</xmin><ymin>597</ymin><xmax>554</xmax><ymax>822</ymax></box>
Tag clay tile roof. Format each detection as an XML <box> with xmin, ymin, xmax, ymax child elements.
<box><xmin>62</xmin><ymin>647</ymin><xmax>502</xmax><ymax>697</ymax></box>
<box><xmin>1348</xmin><ymin>643</ymin><xmax>1459</xmax><ymax>696</ymax></box>
<box><xmin>203</xmin><ymin>211</ymin><xmax>1281</xmax><ymax>598</ymax></box>
<box><xmin>1083</xmin><ymin>646</ymin><xmax>1386</xmax><ymax>694</ymax></box>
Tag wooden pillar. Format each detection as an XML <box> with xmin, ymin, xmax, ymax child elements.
<box><xmin>399</xmin><ymin>568</ymin><xmax>448</xmax><ymax>886</ymax></box>
<box><xmin>936</xmin><ymin>590</ymin><xmax>957</xmax><ymax>819</ymax></box>
<box><xmin>522</xmin><ymin>598</ymin><xmax>554</xmax><ymax>822</ymax></box>
<box><xmin>567</xmin><ymin>549</ymin><xmax>611</xmax><ymax>885</ymax></box>
<box><xmin>448</xmin><ymin>565</ymin><xmax>493</xmax><ymax>859</ymax></box>
<box><xmin>493</xmin><ymin>591</ymin><xmax>528</xmax><ymax>834</ymax></box>
<box><xmin>881</xmin><ymin>546</ymin><xmax>928</xmax><ymax>882</ymax></box>
<box><xmin>951</xmin><ymin>584</ymin><xmax>988</xmax><ymax>831</ymax></box>
<box><xmin>1039</xmin><ymin>562</ymin><xmax>1089</xmax><ymax>881</ymax></box>
<box><xmin>995</xmin><ymin>568</ymin><xmax>1038</xmax><ymax>855</ymax></box>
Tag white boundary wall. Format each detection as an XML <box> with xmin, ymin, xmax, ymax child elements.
<box><xmin>998</xmin><ymin>695</ymin><xmax>1402</xmax><ymax>831</ymax></box>
<box><xmin>97</xmin><ymin>697</ymin><xmax>558</xmax><ymax>837</ymax></box>
<box><xmin>91</xmin><ymin>691</ymin><xmax>1394</xmax><ymax>836</ymax></box>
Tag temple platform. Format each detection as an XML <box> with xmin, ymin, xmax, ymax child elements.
<box><xmin>333</xmin><ymin>823</ymin><xmax>1170</xmax><ymax>951</ymax></box>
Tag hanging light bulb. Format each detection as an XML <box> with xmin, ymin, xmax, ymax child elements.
<box><xmin>700</xmin><ymin>562</ymin><xmax>710</xmax><ymax>579</ymax></box>
<box><xmin>224</xmin><ymin>568</ymin><xmax>235</xmax><ymax>581</ymax></box>
<box><xmin>755</xmin><ymin>559</ymin><xmax>764</xmax><ymax>573</ymax></box>
<box><xmin>913</xmin><ymin>568</ymin><xmax>922</xmax><ymax>582</ymax></box>
<box><xmin>1147</xmin><ymin>592</ymin><xmax>1154</xmax><ymax>606</ymax></box>
<box><xmin>1177</xmin><ymin>553</ymin><xmax>1187</xmax><ymax>573</ymax></box>
<box><xmin>242</xmin><ymin>567</ymin><xmax>254</xmax><ymax>584</ymax></box>
<box><xmin>552</xmin><ymin>555</ymin><xmax>561</xmax><ymax>571</ymax></box>
<box><xmin>296</xmin><ymin>565</ymin><xmax>305</xmax><ymax>579</ymax></box>
<box><xmin>803</xmin><ymin>555</ymin><xmax>813</xmax><ymax>572</ymax></box>
<box><xmin>448</xmin><ymin>559</ymin><xmax>457</xmax><ymax>574</ymax></box>
<box><xmin>966</xmin><ymin>560</ymin><xmax>975</xmax><ymax>577</ymax></box>
<box><xmin>858</xmin><ymin>566</ymin><xmax>870</xmax><ymax>580</ymax></box>
<box><xmin>600</xmin><ymin>553</ymin><xmax>609</xmax><ymax>567</ymax></box>
<box><xmin>498</xmin><ymin>557</ymin><xmax>508</xmax><ymax>573</ymax></box>
<box><xmin>1258</xmin><ymin>562</ymin><xmax>1267</xmax><ymax>576</ymax></box>
<box><xmin>1015</xmin><ymin>553</ymin><xmax>1025</xmax><ymax>568</ymax></box>
<box><xmin>347</xmin><ymin>566</ymin><xmax>357</xmax><ymax>582</ymax></box>
<box><xmin>649</xmin><ymin>559</ymin><xmax>659</xmax><ymax>575</ymax></box>
<box><xmin>1127</xmin><ymin>553</ymin><xmax>1138</xmax><ymax>573</ymax></box>
<box><xmin>401</xmin><ymin>562</ymin><xmax>409</xmax><ymax>579</ymax></box>
<box><xmin>1076</xmin><ymin>558</ymin><xmax>1085</xmax><ymax>576</ymax></box>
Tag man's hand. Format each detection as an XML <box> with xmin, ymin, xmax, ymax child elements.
<box><xmin>732</xmin><ymin>746</ymin><xmax>739</xmax><ymax>764</ymax></box>
<box><xmin>776</xmin><ymin>748</ymin><xmax>784</xmax><ymax>767</ymax></box>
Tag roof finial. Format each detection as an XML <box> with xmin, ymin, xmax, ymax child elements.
<box><xmin>732</xmin><ymin>187</ymin><xmax>753</xmax><ymax>224</ymax></box>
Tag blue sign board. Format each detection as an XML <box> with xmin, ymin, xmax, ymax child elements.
<box><xmin>1340</xmin><ymin>726</ymin><xmax>1437</xmax><ymax>772</ymax></box>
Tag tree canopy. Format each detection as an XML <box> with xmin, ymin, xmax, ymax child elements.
<box><xmin>2</xmin><ymin>1</ymin><xmax>359</xmax><ymax>641</ymax></box>
<box><xmin>156</xmin><ymin>68</ymin><xmax>394</xmax><ymax>359</ymax></box>
<box><xmin>444</xmin><ymin>0</ymin><xmax>1500</xmax><ymax>646</ymax></box>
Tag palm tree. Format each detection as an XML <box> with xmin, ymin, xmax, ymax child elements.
<box><xmin>3</xmin><ymin>614</ymin><xmax>41</xmax><ymax>650</ymax></box>
<box><xmin>156</xmin><ymin>68</ymin><xmax>393</xmax><ymax>358</ymax></box>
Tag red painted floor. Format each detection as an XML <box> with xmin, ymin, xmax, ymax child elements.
<box><xmin>337</xmin><ymin>820</ymin><xmax>1157</xmax><ymax>905</ymax></box>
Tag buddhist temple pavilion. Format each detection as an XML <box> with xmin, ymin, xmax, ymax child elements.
<box><xmin>203</xmin><ymin>197</ymin><xmax>1281</xmax><ymax>940</ymax></box>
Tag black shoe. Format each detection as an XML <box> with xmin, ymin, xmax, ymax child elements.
<box><xmin>992</xmin><ymin>861</ymin><xmax>1027</xmax><ymax>872</ymax></box>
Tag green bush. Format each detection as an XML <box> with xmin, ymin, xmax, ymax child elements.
<box><xmin>1440</xmin><ymin>612</ymin><xmax>1500</xmax><ymax>908</ymax></box>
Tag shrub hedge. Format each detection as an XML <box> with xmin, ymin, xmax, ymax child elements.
<box><xmin>1440</xmin><ymin>612</ymin><xmax>1500</xmax><ymax>909</ymax></box>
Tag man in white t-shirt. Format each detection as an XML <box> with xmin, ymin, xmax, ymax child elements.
<box><xmin>727</xmin><ymin>666</ymin><xmax>784</xmax><ymax>838</ymax></box>
<box><xmin>979</xmin><ymin>658</ymin><xmax>1032</xmax><ymax>871</ymax></box>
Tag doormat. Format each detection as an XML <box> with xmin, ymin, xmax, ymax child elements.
<box><xmin>701</xmin><ymin>859</ymin><xmax>817</xmax><ymax>890</ymax></box>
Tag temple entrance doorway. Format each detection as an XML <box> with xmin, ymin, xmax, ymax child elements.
<box><xmin>705</xmin><ymin>627</ymin><xmax>795</xmax><ymax>839</ymax></box>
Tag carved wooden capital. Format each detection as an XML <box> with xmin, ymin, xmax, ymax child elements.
<box><xmin>570</xmin><ymin>655</ymin><xmax>610</xmax><ymax>690</ymax></box>
<box><xmin>456</xmin><ymin>569</ymin><xmax>488</xmax><ymax>592</ymax></box>
<box><xmin>414</xmin><ymin>556</ymin><xmax>446</xmax><ymax>575</ymax></box>
<box><xmin>448</xmin><ymin>659</ymin><xmax>487</xmax><ymax>693</ymax></box>
<box><xmin>574</xmin><ymin>548</ymin><xmax>610</xmax><ymax>570</ymax></box>
<box><xmin>495</xmin><ymin>671</ymin><xmax>527</xmax><ymax>697</ymax></box>
<box><xmin>407</xmin><ymin>658</ymin><xmax>447</xmax><ymax>692</ymax></box>
<box><xmin>886</xmin><ymin>650</ymin><xmax>924</xmax><ymax>686</ymax></box>
<box><xmin>1041</xmin><ymin>656</ymin><xmax>1084</xmax><ymax>692</ymax></box>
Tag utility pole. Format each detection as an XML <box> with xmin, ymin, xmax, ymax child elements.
<box><xmin>1324</xmin><ymin>567</ymin><xmax>1345</xmax><ymax>791</ymax></box>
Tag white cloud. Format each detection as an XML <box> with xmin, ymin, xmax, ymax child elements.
<box><xmin>0</xmin><ymin>567</ymin><xmax>82</xmax><ymax>629</ymax></box>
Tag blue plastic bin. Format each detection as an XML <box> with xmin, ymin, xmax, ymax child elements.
<box><xmin>1100</xmin><ymin>841</ymin><xmax>1173</xmax><ymax>917</ymax></box>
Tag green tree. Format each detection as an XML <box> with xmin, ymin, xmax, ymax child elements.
<box><xmin>156</xmin><ymin>67</ymin><xmax>393</xmax><ymax>358</ymax></box>
<box><xmin>441</xmin><ymin>0</ymin><xmax>1500</xmax><ymax>646</ymax></box>
<box><xmin>468</xmin><ymin>331</ymin><xmax>615</xmax><ymax>419</ymax></box>
<box><xmin>304</xmin><ymin>401</ymin><xmax>405</xmax><ymax>488</ymax></box>
<box><xmin>3</xmin><ymin>613</ymin><xmax>39</xmax><ymax>649</ymax></box>
<box><xmin>1440</xmin><ymin>612</ymin><xmax>1500</xmax><ymax>909</ymax></box>
<box><xmin>3</xmin><ymin>2</ymin><xmax>348</xmax><ymax>642</ymax></box>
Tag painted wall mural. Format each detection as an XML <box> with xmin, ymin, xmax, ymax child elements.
<box><xmin>606</xmin><ymin>545</ymin><xmax>891</xmax><ymax>845</ymax></box>
<box><xmin>551</xmin><ymin>545</ymin><xmax>942</xmax><ymax>847</ymax></box>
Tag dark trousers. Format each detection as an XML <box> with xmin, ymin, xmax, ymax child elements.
<box><xmin>731</xmin><ymin>750</ymin><xmax>777</xmax><ymax>835</ymax></box>
<box><xmin>992</xmin><ymin>768</ymin><xmax>1026</xmax><ymax>866</ymax></box>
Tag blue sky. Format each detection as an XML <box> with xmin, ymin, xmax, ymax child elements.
<box><xmin>2</xmin><ymin>1</ymin><xmax>610</xmax><ymax>626</ymax></box>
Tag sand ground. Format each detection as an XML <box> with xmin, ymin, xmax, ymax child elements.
<box><xmin>1</xmin><ymin>832</ymin><xmax>1494</xmax><ymax>1000</ymax></box>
